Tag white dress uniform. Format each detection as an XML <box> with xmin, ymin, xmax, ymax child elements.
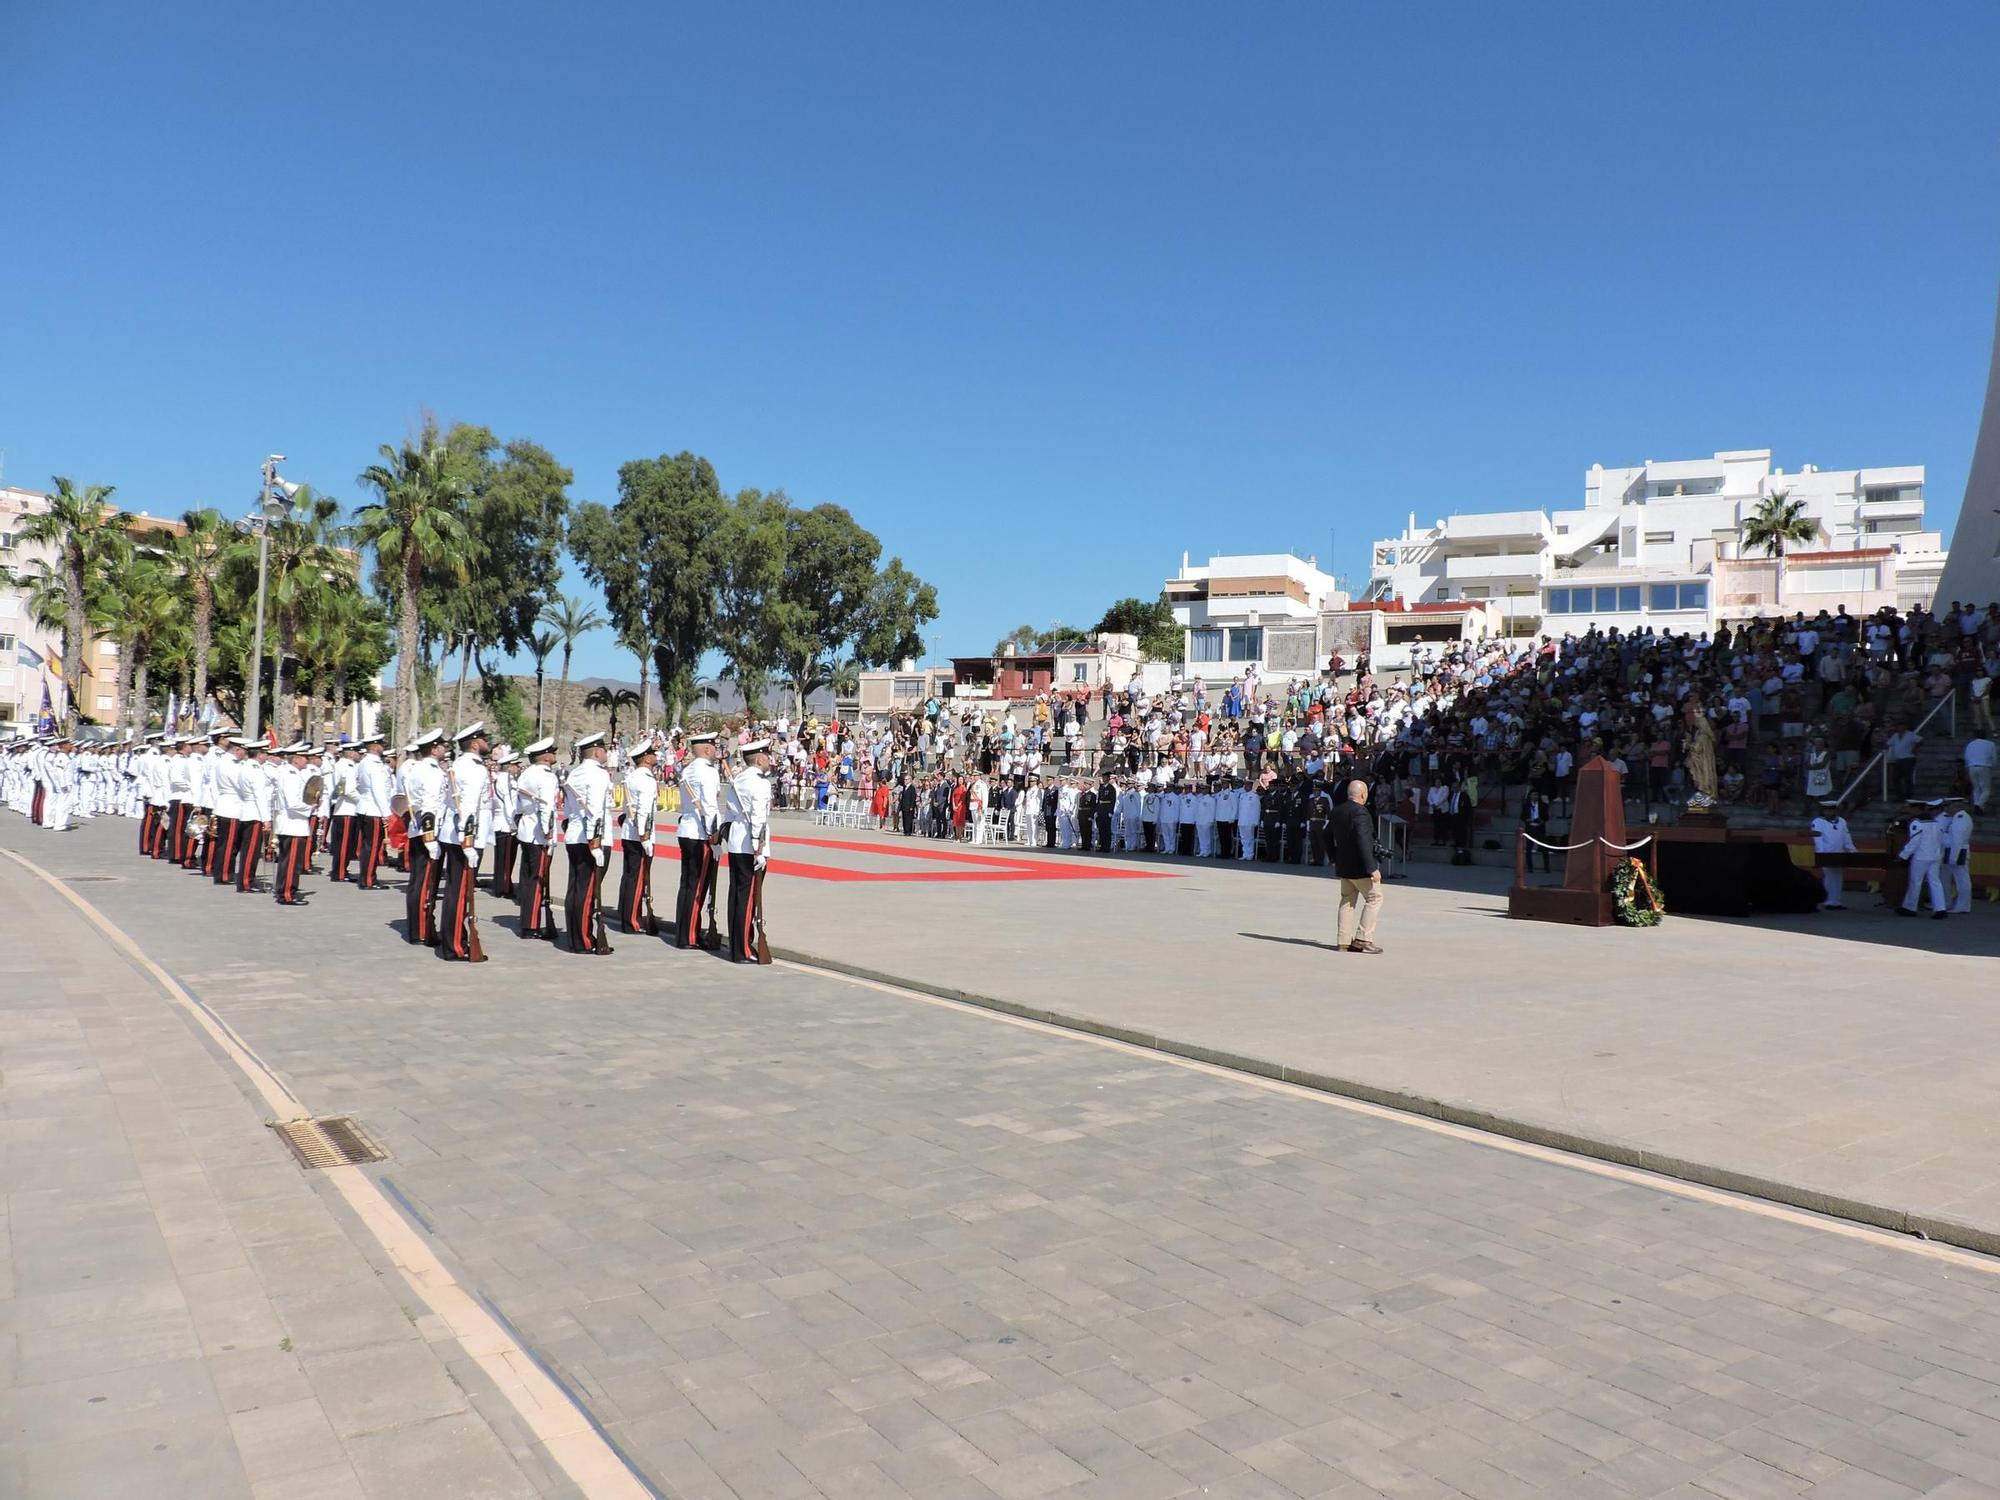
<box><xmin>1808</xmin><ymin>812</ymin><xmax>1857</xmax><ymax>908</ymax></box>
<box><xmin>515</xmin><ymin>763</ymin><xmax>559</xmax><ymax>846</ymax></box>
<box><xmin>721</xmin><ymin>756</ymin><xmax>774</xmax><ymax>962</ymax></box>
<box><xmin>1236</xmin><ymin>786</ymin><xmax>1260</xmax><ymax>859</ymax></box>
<box><xmin>1899</xmin><ymin>814</ymin><xmax>1946</xmax><ymax>916</ymax></box>
<box><xmin>560</xmin><ymin>751</ymin><xmax>616</xmax><ymax>954</ymax></box>
<box><xmin>1942</xmin><ymin>808</ymin><xmax>1975</xmax><ymax>914</ymax></box>
<box><xmin>1194</xmin><ymin>790</ymin><xmax>1217</xmax><ymax>857</ymax></box>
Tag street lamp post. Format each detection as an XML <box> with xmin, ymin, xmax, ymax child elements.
<box><xmin>244</xmin><ymin>454</ymin><xmax>286</xmax><ymax>740</ymax></box>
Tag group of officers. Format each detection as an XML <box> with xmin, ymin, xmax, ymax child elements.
<box><xmin>3</xmin><ymin>722</ymin><xmax>776</xmax><ymax>965</ymax></box>
<box><xmin>893</xmin><ymin>767</ymin><xmax>1369</xmax><ymax>867</ymax></box>
<box><xmin>1808</xmin><ymin>795</ymin><xmax>1979</xmax><ymax>917</ymax></box>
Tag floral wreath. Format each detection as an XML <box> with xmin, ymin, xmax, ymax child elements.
<box><xmin>1612</xmin><ymin>857</ymin><xmax>1664</xmax><ymax>927</ymax></box>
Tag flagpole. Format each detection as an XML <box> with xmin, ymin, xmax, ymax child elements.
<box><xmin>245</xmin><ymin>454</ymin><xmax>284</xmax><ymax>740</ymax></box>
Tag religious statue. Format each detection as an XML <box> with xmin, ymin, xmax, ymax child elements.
<box><xmin>1682</xmin><ymin>701</ymin><xmax>1718</xmax><ymax>807</ymax></box>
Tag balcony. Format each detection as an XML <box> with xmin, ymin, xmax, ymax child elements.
<box><xmin>1444</xmin><ymin>552</ymin><xmax>1543</xmax><ymax>582</ymax></box>
<box><xmin>1859</xmin><ymin>490</ymin><xmax>1925</xmax><ymax>521</ymax></box>
<box><xmin>1440</xmin><ymin>510</ymin><xmax>1550</xmax><ymax>543</ymax></box>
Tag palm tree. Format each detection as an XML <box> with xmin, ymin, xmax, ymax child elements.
<box><xmin>583</xmin><ymin>685</ymin><xmax>641</xmax><ymax>741</ymax></box>
<box><xmin>527</xmin><ymin>628</ymin><xmax>558</xmax><ymax>735</ymax></box>
<box><xmin>540</xmin><ymin>591</ymin><xmax>605</xmax><ymax>750</ymax></box>
<box><xmin>353</xmin><ymin>431</ymin><xmax>474</xmax><ymax>742</ymax></box>
<box><xmin>165</xmin><ymin>507</ymin><xmax>230</xmax><ymax>719</ymax></box>
<box><xmin>1739</xmin><ymin>489</ymin><xmax>1819</xmax><ymax>607</ymax></box>
<box><xmin>17</xmin><ymin>477</ymin><xmax>116</xmax><ymax>731</ymax></box>
<box><xmin>260</xmin><ymin>489</ymin><xmax>352</xmax><ymax>743</ymax></box>
<box><xmin>117</xmin><ymin>559</ymin><xmax>179</xmax><ymax>731</ymax></box>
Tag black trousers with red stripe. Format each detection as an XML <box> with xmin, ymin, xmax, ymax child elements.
<box><xmin>236</xmin><ymin>822</ymin><xmax>267</xmax><ymax>891</ymax></box>
<box><xmin>517</xmin><ymin>842</ymin><xmax>556</xmax><ymax>938</ymax></box>
<box><xmin>617</xmin><ymin>839</ymin><xmax>653</xmax><ymax>932</ymax></box>
<box><xmin>564</xmin><ymin>845</ymin><xmax>611</xmax><ymax>954</ymax></box>
<box><xmin>329</xmin><ymin>814</ymin><xmax>355</xmax><ymax>879</ymax></box>
<box><xmin>491</xmin><ymin>831</ymin><xmax>515</xmax><ymax>898</ymax></box>
<box><xmin>437</xmin><ymin>844</ymin><xmax>479</xmax><ymax>959</ymax></box>
<box><xmin>726</xmin><ymin>851</ymin><xmax>756</xmax><ymax>961</ymax></box>
<box><xmin>406</xmin><ymin>837</ymin><xmax>440</xmax><ymax>943</ymax></box>
<box><xmin>167</xmin><ymin>801</ymin><xmax>190</xmax><ymax>863</ymax></box>
<box><xmin>674</xmin><ymin>837</ymin><xmax>715</xmax><ymax>947</ymax></box>
<box><xmin>355</xmin><ymin>815</ymin><xmax>383</xmax><ymax>888</ymax></box>
<box><xmin>274</xmin><ymin>833</ymin><xmax>309</xmax><ymax>903</ymax></box>
<box><xmin>212</xmin><ymin>816</ymin><xmax>240</xmax><ymax>883</ymax></box>
<box><xmin>140</xmin><ymin>803</ymin><xmax>159</xmax><ymax>855</ymax></box>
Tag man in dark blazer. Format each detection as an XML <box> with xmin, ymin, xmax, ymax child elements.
<box><xmin>1328</xmin><ymin>780</ymin><xmax>1384</xmax><ymax>954</ymax></box>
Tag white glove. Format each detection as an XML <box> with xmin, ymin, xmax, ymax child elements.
<box><xmin>754</xmin><ymin>852</ymin><xmax>768</xmax><ymax>872</ymax></box>
<box><xmin>593</xmin><ymin>846</ymin><xmax>607</xmax><ymax>868</ymax></box>
<box><xmin>424</xmin><ymin>840</ymin><xmax>441</xmax><ymax>860</ymax></box>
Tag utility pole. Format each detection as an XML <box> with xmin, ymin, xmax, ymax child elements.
<box><xmin>244</xmin><ymin>455</ymin><xmax>285</xmax><ymax>739</ymax></box>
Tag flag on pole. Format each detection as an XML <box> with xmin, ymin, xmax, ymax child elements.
<box><xmin>165</xmin><ymin>689</ymin><xmax>179</xmax><ymax>731</ymax></box>
<box><xmin>16</xmin><ymin>640</ymin><xmax>42</xmax><ymax>669</ymax></box>
<box><xmin>199</xmin><ymin>695</ymin><xmax>218</xmax><ymax>728</ymax></box>
<box><xmin>37</xmin><ymin>677</ymin><xmax>54</xmax><ymax>734</ymax></box>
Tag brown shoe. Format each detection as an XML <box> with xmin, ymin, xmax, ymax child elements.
<box><xmin>1347</xmin><ymin>940</ymin><xmax>1382</xmax><ymax>954</ymax></box>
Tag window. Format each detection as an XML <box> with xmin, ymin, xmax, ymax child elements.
<box><xmin>0</xmin><ymin>633</ymin><xmax>13</xmax><ymax>653</ymax></box>
<box><xmin>1864</xmin><ymin>515</ymin><xmax>1920</xmax><ymax>534</ymax></box>
<box><xmin>1595</xmin><ymin>587</ymin><xmax>1622</xmax><ymax>613</ymax></box>
<box><xmin>1797</xmin><ymin>566</ymin><xmax>1872</xmax><ymax>593</ymax></box>
<box><xmin>1460</xmin><ymin>586</ymin><xmax>1489</xmax><ymax>599</ymax></box>
<box><xmin>1618</xmin><ymin>586</ymin><xmax>1641</xmax><ymax>611</ymax></box>
<box><xmin>1546</xmin><ymin>588</ymin><xmax>1569</xmax><ymax>614</ymax></box>
<box><xmin>1189</xmin><ymin>628</ymin><xmax>1223</xmax><ymax>663</ymax></box>
<box><xmin>1071</xmin><ymin>663</ymin><xmax>1089</xmax><ymax>682</ymax></box>
<box><xmin>98</xmin><ymin>641</ymin><xmax>119</xmax><ymax>658</ymax></box>
<box><xmin>1644</xmin><ymin>531</ymin><xmax>1675</xmax><ymax>545</ymax></box>
<box><xmin>1646</xmin><ymin>582</ymin><xmax>1708</xmax><ymax>611</ymax></box>
<box><xmin>892</xmin><ymin>678</ymin><xmax>923</xmax><ymax>701</ymax></box>
<box><xmin>1226</xmin><ymin>627</ymin><xmax>1263</xmax><ymax>662</ymax></box>
<box><xmin>0</xmin><ymin>531</ymin><xmax>15</xmax><ymax>551</ymax></box>
<box><xmin>1863</xmin><ymin>484</ymin><xmax>1923</xmax><ymax>506</ymax></box>
<box><xmin>95</xmin><ymin>694</ymin><xmax>114</xmax><ymax>711</ymax></box>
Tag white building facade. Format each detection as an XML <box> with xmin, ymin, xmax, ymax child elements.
<box><xmin>1368</xmin><ymin>449</ymin><xmax>1946</xmax><ymax>639</ymax></box>
<box><xmin>0</xmin><ymin>487</ymin><xmax>72</xmax><ymax>733</ymax></box>
<box><xmin>1164</xmin><ymin>552</ymin><xmax>1349</xmax><ymax>676</ymax></box>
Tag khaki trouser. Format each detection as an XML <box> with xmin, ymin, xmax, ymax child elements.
<box><xmin>1338</xmin><ymin>876</ymin><xmax>1382</xmax><ymax>946</ymax></box>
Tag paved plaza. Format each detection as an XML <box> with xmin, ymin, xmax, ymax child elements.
<box><xmin>7</xmin><ymin>814</ymin><xmax>2000</xmax><ymax>1498</ymax></box>
<box><xmin>752</xmin><ymin>821</ymin><xmax>2000</xmax><ymax>1250</ymax></box>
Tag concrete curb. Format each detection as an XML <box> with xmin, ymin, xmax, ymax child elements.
<box><xmin>772</xmin><ymin>944</ymin><xmax>2000</xmax><ymax>1261</ymax></box>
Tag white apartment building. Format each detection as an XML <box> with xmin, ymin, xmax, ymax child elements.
<box><xmin>1368</xmin><ymin>449</ymin><xmax>1946</xmax><ymax>638</ymax></box>
<box><xmin>0</xmin><ymin>486</ymin><xmax>78</xmax><ymax>731</ymax></box>
<box><xmin>1164</xmin><ymin>553</ymin><xmax>1349</xmax><ymax>675</ymax></box>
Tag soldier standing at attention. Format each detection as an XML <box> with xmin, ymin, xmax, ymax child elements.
<box><xmin>513</xmin><ymin>738</ymin><xmax>562</xmax><ymax>941</ymax></box>
<box><xmin>562</xmin><ymin>733</ymin><xmax>616</xmax><ymax>955</ymax></box>
<box><xmin>673</xmin><ymin>733</ymin><xmax>723</xmax><ymax>948</ymax></box>
<box><xmin>721</xmin><ymin>739</ymin><xmax>774</xmax><ymax>963</ymax></box>
<box><xmin>618</xmin><ymin>741</ymin><xmax>661</xmax><ymax>934</ymax></box>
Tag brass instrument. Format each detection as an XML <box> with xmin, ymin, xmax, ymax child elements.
<box><xmin>302</xmin><ymin>773</ymin><xmax>326</xmax><ymax>805</ymax></box>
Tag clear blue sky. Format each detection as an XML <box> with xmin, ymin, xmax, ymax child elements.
<box><xmin>6</xmin><ymin>1</ymin><xmax>1998</xmax><ymax>683</ymax></box>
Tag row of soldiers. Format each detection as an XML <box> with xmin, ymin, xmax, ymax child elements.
<box><xmin>2</xmin><ymin>722</ymin><xmax>775</xmax><ymax>964</ymax></box>
<box><xmin>892</xmin><ymin>768</ymin><xmax>1371</xmax><ymax>866</ymax></box>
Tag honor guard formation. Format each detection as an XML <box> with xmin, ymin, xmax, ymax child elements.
<box><xmin>2</xmin><ymin>723</ymin><xmax>775</xmax><ymax>965</ymax></box>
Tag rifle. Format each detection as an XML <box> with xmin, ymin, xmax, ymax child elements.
<box><xmin>698</xmin><ymin>834</ymin><xmax>724</xmax><ymax>950</ymax></box>
<box><xmin>464</xmin><ymin>853</ymin><xmax>488</xmax><ymax>962</ymax></box>
<box><xmin>751</xmin><ymin>868</ymin><xmax>771</xmax><ymax>964</ymax></box>
<box><xmin>641</xmin><ymin>849</ymin><xmax>661</xmax><ymax>936</ymax></box>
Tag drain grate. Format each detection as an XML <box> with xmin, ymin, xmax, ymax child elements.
<box><xmin>269</xmin><ymin>1116</ymin><xmax>388</xmax><ymax>1170</ymax></box>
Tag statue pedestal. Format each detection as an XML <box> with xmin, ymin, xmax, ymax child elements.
<box><xmin>1507</xmin><ymin>755</ymin><xmax>1629</xmax><ymax>928</ymax></box>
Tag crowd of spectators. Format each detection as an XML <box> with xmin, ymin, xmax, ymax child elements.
<box><xmin>615</xmin><ymin>601</ymin><xmax>1999</xmax><ymax>840</ymax></box>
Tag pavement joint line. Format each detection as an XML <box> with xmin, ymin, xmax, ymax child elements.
<box><xmin>771</xmin><ymin>946</ymin><xmax>2000</xmax><ymax>1274</ymax></box>
<box><xmin>0</xmin><ymin>844</ymin><xmax>656</xmax><ymax>1500</ymax></box>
